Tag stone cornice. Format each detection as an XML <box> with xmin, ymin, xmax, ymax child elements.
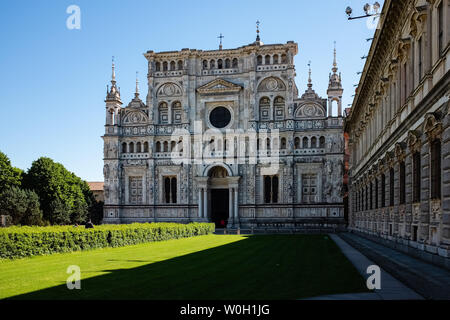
<box><xmin>345</xmin><ymin>0</ymin><xmax>412</xmax><ymax>132</ymax></box>
<box><xmin>144</xmin><ymin>42</ymin><xmax>298</xmax><ymax>61</ymax></box>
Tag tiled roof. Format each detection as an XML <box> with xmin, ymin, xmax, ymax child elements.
<box><xmin>87</xmin><ymin>182</ymin><xmax>104</xmax><ymax>191</ymax></box>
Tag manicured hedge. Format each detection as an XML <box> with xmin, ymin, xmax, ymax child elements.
<box><xmin>0</xmin><ymin>223</ymin><xmax>215</xmax><ymax>259</ymax></box>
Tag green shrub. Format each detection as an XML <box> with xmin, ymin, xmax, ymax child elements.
<box><xmin>0</xmin><ymin>223</ymin><xmax>215</xmax><ymax>259</ymax></box>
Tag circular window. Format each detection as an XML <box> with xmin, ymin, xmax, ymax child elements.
<box><xmin>209</xmin><ymin>107</ymin><xmax>231</xmax><ymax>128</ymax></box>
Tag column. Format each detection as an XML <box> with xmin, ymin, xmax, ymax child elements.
<box><xmin>328</xmin><ymin>98</ymin><xmax>332</xmax><ymax>117</ymax></box>
<box><xmin>234</xmin><ymin>188</ymin><xmax>239</xmax><ymax>220</ymax></box>
<box><xmin>203</xmin><ymin>188</ymin><xmax>208</xmax><ymax>219</ymax></box>
<box><xmin>229</xmin><ymin>188</ymin><xmax>233</xmax><ymax>224</ymax></box>
<box><xmin>198</xmin><ymin>189</ymin><xmax>203</xmax><ymax>218</ymax></box>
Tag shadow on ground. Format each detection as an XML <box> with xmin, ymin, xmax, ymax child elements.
<box><xmin>8</xmin><ymin>235</ymin><xmax>368</xmax><ymax>300</ymax></box>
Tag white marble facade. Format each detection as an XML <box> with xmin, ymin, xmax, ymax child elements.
<box><xmin>102</xmin><ymin>38</ymin><xmax>345</xmax><ymax>229</ymax></box>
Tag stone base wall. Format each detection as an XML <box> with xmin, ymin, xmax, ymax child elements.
<box><xmin>349</xmin><ymin>228</ymin><xmax>450</xmax><ymax>271</ymax></box>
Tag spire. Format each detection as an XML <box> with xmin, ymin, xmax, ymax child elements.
<box><xmin>135</xmin><ymin>71</ymin><xmax>139</xmax><ymax>98</ymax></box>
<box><xmin>256</xmin><ymin>20</ymin><xmax>260</xmax><ymax>42</ymax></box>
<box><xmin>106</xmin><ymin>56</ymin><xmax>121</xmax><ymax>103</ymax></box>
<box><xmin>218</xmin><ymin>33</ymin><xmax>224</xmax><ymax>50</ymax></box>
<box><xmin>332</xmin><ymin>41</ymin><xmax>338</xmax><ymax>73</ymax></box>
<box><xmin>253</xmin><ymin>20</ymin><xmax>263</xmax><ymax>45</ymax></box>
<box><xmin>111</xmin><ymin>56</ymin><xmax>116</xmax><ymax>85</ymax></box>
<box><xmin>301</xmin><ymin>60</ymin><xmax>318</xmax><ymax>99</ymax></box>
<box><xmin>307</xmin><ymin>60</ymin><xmax>312</xmax><ymax>88</ymax></box>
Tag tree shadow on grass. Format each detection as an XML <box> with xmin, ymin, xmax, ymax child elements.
<box><xmin>7</xmin><ymin>235</ymin><xmax>368</xmax><ymax>300</ymax></box>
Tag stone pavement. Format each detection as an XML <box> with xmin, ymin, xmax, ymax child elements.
<box><xmin>306</xmin><ymin>234</ymin><xmax>423</xmax><ymax>300</ymax></box>
<box><xmin>338</xmin><ymin>232</ymin><xmax>450</xmax><ymax>300</ymax></box>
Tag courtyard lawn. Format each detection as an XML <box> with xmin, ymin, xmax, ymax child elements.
<box><xmin>0</xmin><ymin>234</ymin><xmax>368</xmax><ymax>300</ymax></box>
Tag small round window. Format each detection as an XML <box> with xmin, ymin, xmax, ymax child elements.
<box><xmin>209</xmin><ymin>107</ymin><xmax>231</xmax><ymax>128</ymax></box>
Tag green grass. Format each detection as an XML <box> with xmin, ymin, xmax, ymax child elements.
<box><xmin>0</xmin><ymin>234</ymin><xmax>368</xmax><ymax>300</ymax></box>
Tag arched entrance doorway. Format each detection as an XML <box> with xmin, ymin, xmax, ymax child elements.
<box><xmin>208</xmin><ymin>166</ymin><xmax>229</xmax><ymax>228</ymax></box>
<box><xmin>196</xmin><ymin>164</ymin><xmax>240</xmax><ymax>229</ymax></box>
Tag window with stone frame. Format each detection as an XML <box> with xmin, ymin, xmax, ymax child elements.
<box><xmin>129</xmin><ymin>176</ymin><xmax>143</xmax><ymax>204</ymax></box>
<box><xmin>399</xmin><ymin>161</ymin><xmax>406</xmax><ymax>205</ymax></box>
<box><xmin>418</xmin><ymin>36</ymin><xmax>423</xmax><ymax>81</ymax></box>
<box><xmin>274</xmin><ymin>97</ymin><xmax>285</xmax><ymax>120</ymax></box>
<box><xmin>381</xmin><ymin>174</ymin><xmax>386</xmax><ymax>208</ymax></box>
<box><xmin>365</xmin><ymin>185</ymin><xmax>368</xmax><ymax>210</ymax></box>
<box><xmin>163</xmin><ymin>176</ymin><xmax>177</xmax><ymax>204</ymax></box>
<box><xmin>159</xmin><ymin>102</ymin><xmax>168</xmax><ymax>124</ymax></box>
<box><xmin>172</xmin><ymin>101</ymin><xmax>182</xmax><ymax>124</ymax></box>
<box><xmin>389</xmin><ymin>168</ymin><xmax>395</xmax><ymax>206</ymax></box>
<box><xmin>302</xmin><ymin>174</ymin><xmax>317</xmax><ymax>203</ymax></box>
<box><xmin>259</xmin><ymin>97</ymin><xmax>270</xmax><ymax>121</ymax></box>
<box><xmin>264</xmin><ymin>175</ymin><xmax>279</xmax><ymax>204</ymax></box>
<box><xmin>413</xmin><ymin>151</ymin><xmax>421</xmax><ymax>203</ymax></box>
<box><xmin>430</xmin><ymin>139</ymin><xmax>441</xmax><ymax>199</ymax></box>
<box><xmin>370</xmin><ymin>182</ymin><xmax>373</xmax><ymax>210</ymax></box>
<box><xmin>375</xmin><ymin>178</ymin><xmax>379</xmax><ymax>209</ymax></box>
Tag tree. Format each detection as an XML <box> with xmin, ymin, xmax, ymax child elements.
<box><xmin>89</xmin><ymin>200</ymin><xmax>104</xmax><ymax>225</ymax></box>
<box><xmin>0</xmin><ymin>151</ymin><xmax>23</xmax><ymax>193</ymax></box>
<box><xmin>23</xmin><ymin>157</ymin><xmax>94</xmax><ymax>225</ymax></box>
<box><xmin>0</xmin><ymin>186</ymin><xmax>43</xmax><ymax>225</ymax></box>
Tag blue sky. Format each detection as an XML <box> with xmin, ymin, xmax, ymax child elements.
<box><xmin>0</xmin><ymin>0</ymin><xmax>382</xmax><ymax>181</ymax></box>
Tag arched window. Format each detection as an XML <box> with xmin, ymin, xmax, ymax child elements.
<box><xmin>266</xmin><ymin>138</ymin><xmax>271</xmax><ymax>150</ymax></box>
<box><xmin>273</xmin><ymin>54</ymin><xmax>279</xmax><ymax>64</ymax></box>
<box><xmin>257</xmin><ymin>55</ymin><xmax>263</xmax><ymax>65</ymax></box>
<box><xmin>294</xmin><ymin>137</ymin><xmax>300</xmax><ymax>149</ymax></box>
<box><xmin>163</xmin><ymin>141</ymin><xmax>168</xmax><ymax>152</ymax></box>
<box><xmin>265</xmin><ymin>55</ymin><xmax>271</xmax><ymax>65</ymax></box>
<box><xmin>259</xmin><ymin>97</ymin><xmax>270</xmax><ymax>121</ymax></box>
<box><xmin>170</xmin><ymin>141</ymin><xmax>176</xmax><ymax>152</ymax></box>
<box><xmin>302</xmin><ymin>137</ymin><xmax>308</xmax><ymax>149</ymax></box>
<box><xmin>159</xmin><ymin>102</ymin><xmax>168</xmax><ymax>124</ymax></box>
<box><xmin>203</xmin><ymin>60</ymin><xmax>208</xmax><ymax>70</ymax></box>
<box><xmin>129</xmin><ymin>142</ymin><xmax>134</xmax><ymax>153</ymax></box>
<box><xmin>281</xmin><ymin>54</ymin><xmax>287</xmax><ymax>64</ymax></box>
<box><xmin>155</xmin><ymin>62</ymin><xmax>161</xmax><ymax>72</ymax></box>
<box><xmin>281</xmin><ymin>137</ymin><xmax>287</xmax><ymax>150</ymax></box>
<box><xmin>311</xmin><ymin>137</ymin><xmax>317</xmax><ymax>148</ymax></box>
<box><xmin>136</xmin><ymin>142</ymin><xmax>142</xmax><ymax>153</ymax></box>
<box><xmin>232</xmin><ymin>58</ymin><xmax>238</xmax><ymax>68</ymax></box>
<box><xmin>156</xmin><ymin>141</ymin><xmax>161</xmax><ymax>152</ymax></box>
<box><xmin>177</xmin><ymin>60</ymin><xmax>183</xmax><ymax>70</ymax></box>
<box><xmin>172</xmin><ymin>101</ymin><xmax>182</xmax><ymax>124</ymax></box>
<box><xmin>218</xmin><ymin>59</ymin><xmax>223</xmax><ymax>69</ymax></box>
<box><xmin>210</xmin><ymin>60</ymin><xmax>215</xmax><ymax>69</ymax></box>
<box><xmin>144</xmin><ymin>142</ymin><xmax>149</xmax><ymax>153</ymax></box>
<box><xmin>319</xmin><ymin>136</ymin><xmax>325</xmax><ymax>148</ymax></box>
<box><xmin>122</xmin><ymin>142</ymin><xmax>127</xmax><ymax>153</ymax></box>
<box><xmin>163</xmin><ymin>61</ymin><xmax>168</xmax><ymax>71</ymax></box>
<box><xmin>170</xmin><ymin>61</ymin><xmax>176</xmax><ymax>71</ymax></box>
<box><xmin>225</xmin><ymin>59</ymin><xmax>230</xmax><ymax>69</ymax></box>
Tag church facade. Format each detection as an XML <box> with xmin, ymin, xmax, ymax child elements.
<box><xmin>101</xmin><ymin>36</ymin><xmax>345</xmax><ymax>229</ymax></box>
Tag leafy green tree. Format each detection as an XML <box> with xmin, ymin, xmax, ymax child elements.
<box><xmin>0</xmin><ymin>151</ymin><xmax>23</xmax><ymax>193</ymax></box>
<box><xmin>49</xmin><ymin>198</ymin><xmax>71</xmax><ymax>225</ymax></box>
<box><xmin>0</xmin><ymin>186</ymin><xmax>43</xmax><ymax>225</ymax></box>
<box><xmin>23</xmin><ymin>157</ymin><xmax>94</xmax><ymax>225</ymax></box>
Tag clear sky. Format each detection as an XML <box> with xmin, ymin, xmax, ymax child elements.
<box><xmin>0</xmin><ymin>0</ymin><xmax>382</xmax><ymax>181</ymax></box>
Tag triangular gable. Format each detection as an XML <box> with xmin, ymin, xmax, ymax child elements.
<box><xmin>197</xmin><ymin>79</ymin><xmax>242</xmax><ymax>95</ymax></box>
